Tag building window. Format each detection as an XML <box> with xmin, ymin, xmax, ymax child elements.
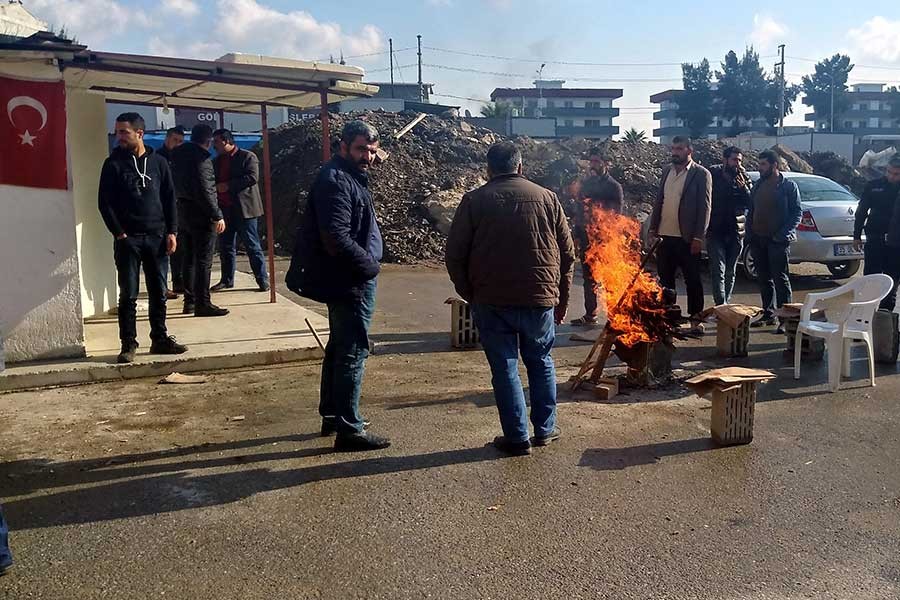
<box><xmin>564</xmin><ymin>101</ymin><xmax>573</xmax><ymax>108</ymax></box>
<box><xmin>564</xmin><ymin>119</ymin><xmax>574</xmax><ymax>127</ymax></box>
<box><xmin>585</xmin><ymin>119</ymin><xmax>603</xmax><ymax>128</ymax></box>
<box><xmin>545</xmin><ymin>100</ymin><xmax>555</xmax><ymax>108</ymax></box>
<box><xmin>858</xmin><ymin>102</ymin><xmax>868</xmax><ymax>111</ymax></box>
<box><xmin>871</xmin><ymin>101</ymin><xmax>880</xmax><ymax>111</ymax></box>
<box><xmin>844</xmin><ymin>121</ymin><xmax>853</xmax><ymax>129</ymax></box>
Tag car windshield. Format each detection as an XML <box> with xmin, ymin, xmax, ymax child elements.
<box><xmin>791</xmin><ymin>177</ymin><xmax>857</xmax><ymax>203</ymax></box>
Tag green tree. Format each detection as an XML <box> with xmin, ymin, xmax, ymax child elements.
<box><xmin>677</xmin><ymin>59</ymin><xmax>714</xmax><ymax>138</ymax></box>
<box><xmin>764</xmin><ymin>81</ymin><xmax>801</xmax><ymax>128</ymax></box>
<box><xmin>715</xmin><ymin>49</ymin><xmax>768</xmax><ymax>130</ymax></box>
<box><xmin>801</xmin><ymin>54</ymin><xmax>854</xmax><ymax>130</ymax></box>
<box><xmin>622</xmin><ymin>128</ymin><xmax>647</xmax><ymax>144</ymax></box>
<box><xmin>480</xmin><ymin>103</ymin><xmax>512</xmax><ymax>118</ymax></box>
<box><xmin>887</xmin><ymin>86</ymin><xmax>900</xmax><ymax>119</ymax></box>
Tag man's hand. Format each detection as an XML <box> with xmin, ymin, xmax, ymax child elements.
<box><xmin>648</xmin><ymin>230</ymin><xmax>658</xmax><ymax>246</ymax></box>
<box><xmin>853</xmin><ymin>237</ymin><xmax>864</xmax><ymax>253</ymax></box>
<box><xmin>215</xmin><ymin>219</ymin><xmax>226</xmax><ymax>234</ymax></box>
<box><xmin>166</xmin><ymin>234</ymin><xmax>177</xmax><ymax>256</ymax></box>
<box><xmin>216</xmin><ymin>182</ymin><xmax>228</xmax><ymax>193</ymax></box>
<box><xmin>554</xmin><ymin>304</ymin><xmax>568</xmax><ymax>325</ymax></box>
<box><xmin>116</xmin><ymin>233</ymin><xmax>127</xmax><ymax>240</ymax></box>
<box><xmin>690</xmin><ymin>239</ymin><xmax>703</xmax><ymax>255</ymax></box>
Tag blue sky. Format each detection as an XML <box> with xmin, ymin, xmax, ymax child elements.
<box><xmin>25</xmin><ymin>0</ymin><xmax>900</xmax><ymax>137</ymax></box>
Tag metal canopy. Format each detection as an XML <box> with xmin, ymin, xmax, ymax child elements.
<box><xmin>61</xmin><ymin>51</ymin><xmax>378</xmax><ymax>112</ymax></box>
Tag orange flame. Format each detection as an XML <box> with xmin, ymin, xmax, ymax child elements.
<box><xmin>583</xmin><ymin>205</ymin><xmax>666</xmax><ymax>347</ymax></box>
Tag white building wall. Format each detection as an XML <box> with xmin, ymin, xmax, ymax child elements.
<box><xmin>0</xmin><ymin>57</ymin><xmax>85</xmax><ymax>363</ymax></box>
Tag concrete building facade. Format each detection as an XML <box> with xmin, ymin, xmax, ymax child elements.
<box><xmin>491</xmin><ymin>81</ymin><xmax>622</xmax><ymax>140</ymax></box>
<box><xmin>650</xmin><ymin>89</ymin><xmax>772</xmax><ymax>144</ymax></box>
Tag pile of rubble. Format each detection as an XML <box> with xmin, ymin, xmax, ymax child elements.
<box><xmin>267</xmin><ymin>111</ymin><xmax>884</xmax><ymax>264</ymax></box>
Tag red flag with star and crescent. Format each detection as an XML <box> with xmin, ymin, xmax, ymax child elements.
<box><xmin>0</xmin><ymin>76</ymin><xmax>68</xmax><ymax>190</ymax></box>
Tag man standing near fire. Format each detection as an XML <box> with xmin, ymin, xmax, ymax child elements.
<box><xmin>648</xmin><ymin>136</ymin><xmax>712</xmax><ymax>333</ymax></box>
<box><xmin>706</xmin><ymin>146</ymin><xmax>751</xmax><ymax>306</ymax></box>
<box><xmin>853</xmin><ymin>155</ymin><xmax>900</xmax><ymax>312</ymax></box>
<box><xmin>571</xmin><ymin>147</ymin><xmax>623</xmax><ymax>326</ymax></box>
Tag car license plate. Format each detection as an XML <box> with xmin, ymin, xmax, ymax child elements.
<box><xmin>834</xmin><ymin>243</ymin><xmax>863</xmax><ymax>257</ymax></box>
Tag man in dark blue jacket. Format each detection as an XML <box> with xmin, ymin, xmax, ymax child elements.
<box><xmin>0</xmin><ymin>503</ymin><xmax>11</xmax><ymax>576</ymax></box>
<box><xmin>747</xmin><ymin>149</ymin><xmax>802</xmax><ymax>333</ymax></box>
<box><xmin>99</xmin><ymin>113</ymin><xmax>187</xmax><ymax>363</ymax></box>
<box><xmin>287</xmin><ymin>120</ymin><xmax>389</xmax><ymax>452</ymax></box>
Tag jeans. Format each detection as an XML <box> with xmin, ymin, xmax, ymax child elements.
<box><xmin>218</xmin><ymin>203</ymin><xmax>269</xmax><ymax>287</ymax></box>
<box><xmin>656</xmin><ymin>236</ymin><xmax>705</xmax><ymax>317</ymax></box>
<box><xmin>113</xmin><ymin>234</ymin><xmax>168</xmax><ymax>345</ymax></box>
<box><xmin>750</xmin><ymin>235</ymin><xmax>792</xmax><ymax>319</ymax></box>
<box><xmin>707</xmin><ymin>234</ymin><xmax>742</xmax><ymax>306</ymax></box>
<box><xmin>1</xmin><ymin>503</ymin><xmax>12</xmax><ymax>569</ymax></box>
<box><xmin>169</xmin><ymin>246</ymin><xmax>184</xmax><ymax>290</ymax></box>
<box><xmin>472</xmin><ymin>305</ymin><xmax>558</xmax><ymax>443</ymax></box>
<box><xmin>864</xmin><ymin>236</ymin><xmax>900</xmax><ymax>311</ymax></box>
<box><xmin>180</xmin><ymin>220</ymin><xmax>218</xmax><ymax>308</ymax></box>
<box><xmin>319</xmin><ymin>280</ymin><xmax>377</xmax><ymax>435</ymax></box>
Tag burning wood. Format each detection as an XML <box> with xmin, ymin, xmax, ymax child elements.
<box><xmin>572</xmin><ymin>208</ymin><xmax>688</xmax><ymax>390</ymax></box>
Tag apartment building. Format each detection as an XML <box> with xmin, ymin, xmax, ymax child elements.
<box><xmin>804</xmin><ymin>83</ymin><xmax>900</xmax><ymax>135</ymax></box>
<box><xmin>650</xmin><ymin>88</ymin><xmax>771</xmax><ymax>144</ymax></box>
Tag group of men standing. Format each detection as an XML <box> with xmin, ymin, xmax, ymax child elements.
<box><xmin>99</xmin><ymin>113</ymin><xmax>270</xmax><ymax>363</ymax></box>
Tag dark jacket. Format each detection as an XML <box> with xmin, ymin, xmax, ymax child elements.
<box><xmin>854</xmin><ymin>177</ymin><xmax>900</xmax><ymax>240</ymax></box>
<box><xmin>156</xmin><ymin>144</ymin><xmax>173</xmax><ymax>163</ymax></box>
<box><xmin>707</xmin><ymin>164</ymin><xmax>751</xmax><ymax>239</ymax></box>
<box><xmin>286</xmin><ymin>156</ymin><xmax>382</xmax><ymax>303</ymax></box>
<box><xmin>649</xmin><ymin>162</ymin><xmax>713</xmax><ymax>242</ymax></box>
<box><xmin>746</xmin><ymin>172</ymin><xmax>802</xmax><ymax>244</ymax></box>
<box><xmin>573</xmin><ymin>173</ymin><xmax>623</xmax><ymax>248</ymax></box>
<box><xmin>214</xmin><ymin>148</ymin><xmax>264</xmax><ymax>219</ymax></box>
<box><xmin>445</xmin><ymin>173</ymin><xmax>576</xmax><ymax>308</ymax></box>
<box><xmin>170</xmin><ymin>142</ymin><xmax>222</xmax><ymax>229</ymax></box>
<box><xmin>98</xmin><ymin>146</ymin><xmax>176</xmax><ymax>237</ymax></box>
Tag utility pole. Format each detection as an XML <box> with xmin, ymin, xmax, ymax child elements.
<box><xmin>417</xmin><ymin>34</ymin><xmax>423</xmax><ymax>102</ymax></box>
<box><xmin>389</xmin><ymin>38</ymin><xmax>394</xmax><ymax>98</ymax></box>
<box><xmin>777</xmin><ymin>44</ymin><xmax>785</xmax><ymax>136</ymax></box>
<box><xmin>829</xmin><ymin>69</ymin><xmax>835</xmax><ymax>133</ymax></box>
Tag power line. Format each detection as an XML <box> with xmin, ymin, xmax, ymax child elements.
<box><xmin>788</xmin><ymin>55</ymin><xmax>900</xmax><ymax>72</ymax></box>
<box><xmin>424</xmin><ymin>45</ymin><xmax>688</xmax><ymax>66</ymax></box>
<box><xmin>423</xmin><ymin>63</ymin><xmax>681</xmax><ymax>82</ymax></box>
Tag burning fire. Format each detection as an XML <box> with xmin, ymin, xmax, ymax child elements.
<box><xmin>582</xmin><ymin>205</ymin><xmax>667</xmax><ymax>347</ymax></box>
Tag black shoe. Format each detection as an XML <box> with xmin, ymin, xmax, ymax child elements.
<box><xmin>775</xmin><ymin>322</ymin><xmax>786</xmax><ymax>335</ymax></box>
<box><xmin>165</xmin><ymin>289</ymin><xmax>178</xmax><ymax>300</ymax></box>
<box><xmin>751</xmin><ymin>317</ymin><xmax>776</xmax><ymax>328</ymax></box>
<box><xmin>257</xmin><ymin>281</ymin><xmax>270</xmax><ymax>292</ymax></box>
<box><xmin>532</xmin><ymin>427</ymin><xmax>561</xmax><ymax>447</ymax></box>
<box><xmin>172</xmin><ymin>284</ymin><xmax>185</xmax><ymax>294</ymax></box>
<box><xmin>149</xmin><ymin>336</ymin><xmax>188</xmax><ymax>355</ymax></box>
<box><xmin>182</xmin><ymin>303</ymin><xmax>195</xmax><ymax>315</ymax></box>
<box><xmin>195</xmin><ymin>304</ymin><xmax>230</xmax><ymax>317</ymax></box>
<box><xmin>210</xmin><ymin>281</ymin><xmax>233</xmax><ymax>292</ymax></box>
<box><xmin>0</xmin><ymin>562</ymin><xmax>12</xmax><ymax>577</ymax></box>
<box><xmin>321</xmin><ymin>418</ymin><xmax>371</xmax><ymax>436</ymax></box>
<box><xmin>334</xmin><ymin>431</ymin><xmax>391</xmax><ymax>452</ymax></box>
<box><xmin>117</xmin><ymin>341</ymin><xmax>138</xmax><ymax>364</ymax></box>
<box><xmin>492</xmin><ymin>435</ymin><xmax>532</xmax><ymax>456</ymax></box>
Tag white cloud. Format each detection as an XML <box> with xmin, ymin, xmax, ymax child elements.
<box><xmin>847</xmin><ymin>17</ymin><xmax>900</xmax><ymax>64</ymax></box>
<box><xmin>216</xmin><ymin>0</ymin><xmax>384</xmax><ymax>60</ymax></box>
<box><xmin>162</xmin><ymin>0</ymin><xmax>200</xmax><ymax>18</ymax></box>
<box><xmin>749</xmin><ymin>13</ymin><xmax>788</xmax><ymax>51</ymax></box>
<box><xmin>148</xmin><ymin>35</ymin><xmax>224</xmax><ymax>59</ymax></box>
<box><xmin>28</xmin><ymin>0</ymin><xmax>153</xmax><ymax>43</ymax></box>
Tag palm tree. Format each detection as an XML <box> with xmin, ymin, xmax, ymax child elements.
<box><xmin>480</xmin><ymin>103</ymin><xmax>512</xmax><ymax>119</ymax></box>
<box><xmin>622</xmin><ymin>128</ymin><xmax>647</xmax><ymax>145</ymax></box>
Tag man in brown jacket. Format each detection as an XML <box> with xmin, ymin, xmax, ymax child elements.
<box><xmin>648</xmin><ymin>136</ymin><xmax>712</xmax><ymax>331</ymax></box>
<box><xmin>446</xmin><ymin>142</ymin><xmax>576</xmax><ymax>456</ymax></box>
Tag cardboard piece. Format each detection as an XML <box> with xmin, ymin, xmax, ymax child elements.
<box><xmin>700</xmin><ymin>304</ymin><xmax>761</xmax><ymax>329</ymax></box>
<box><xmin>159</xmin><ymin>372</ymin><xmax>208</xmax><ymax>385</ymax></box>
<box><xmin>685</xmin><ymin>367</ymin><xmax>775</xmax><ymax>397</ymax></box>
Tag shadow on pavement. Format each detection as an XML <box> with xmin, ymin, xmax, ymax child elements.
<box><xmin>579</xmin><ymin>438</ymin><xmax>719</xmax><ymax>471</ymax></box>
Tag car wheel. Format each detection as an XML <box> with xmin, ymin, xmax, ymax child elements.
<box><xmin>826</xmin><ymin>260</ymin><xmax>861</xmax><ymax>280</ymax></box>
<box><xmin>740</xmin><ymin>243</ymin><xmax>757</xmax><ymax>281</ymax></box>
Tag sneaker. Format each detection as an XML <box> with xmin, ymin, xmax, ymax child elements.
<box><xmin>532</xmin><ymin>427</ymin><xmax>562</xmax><ymax>447</ymax></box>
<box><xmin>492</xmin><ymin>435</ymin><xmax>532</xmax><ymax>456</ymax></box>
<box><xmin>0</xmin><ymin>561</ymin><xmax>12</xmax><ymax>577</ymax></box>
<box><xmin>334</xmin><ymin>431</ymin><xmax>391</xmax><ymax>452</ymax></box>
<box><xmin>117</xmin><ymin>341</ymin><xmax>138</xmax><ymax>364</ymax></box>
<box><xmin>165</xmin><ymin>289</ymin><xmax>178</xmax><ymax>300</ymax></box>
<box><xmin>751</xmin><ymin>316</ymin><xmax>776</xmax><ymax>328</ymax></box>
<box><xmin>149</xmin><ymin>336</ymin><xmax>188</xmax><ymax>355</ymax></box>
<box><xmin>570</xmin><ymin>315</ymin><xmax>598</xmax><ymax>326</ymax></box>
<box><xmin>775</xmin><ymin>320</ymin><xmax>786</xmax><ymax>335</ymax></box>
<box><xmin>257</xmin><ymin>280</ymin><xmax>270</xmax><ymax>292</ymax></box>
<box><xmin>182</xmin><ymin>303</ymin><xmax>195</xmax><ymax>315</ymax></box>
<box><xmin>210</xmin><ymin>281</ymin><xmax>234</xmax><ymax>292</ymax></box>
<box><xmin>321</xmin><ymin>418</ymin><xmax>371</xmax><ymax>436</ymax></box>
<box><xmin>195</xmin><ymin>304</ymin><xmax>229</xmax><ymax>317</ymax></box>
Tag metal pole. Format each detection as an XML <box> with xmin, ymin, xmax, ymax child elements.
<box><xmin>218</xmin><ymin>109</ymin><xmax>225</xmax><ymax>130</ymax></box>
<box><xmin>320</xmin><ymin>89</ymin><xmax>331</xmax><ymax>162</ymax></box>
<box><xmin>389</xmin><ymin>38</ymin><xmax>394</xmax><ymax>98</ymax></box>
<box><xmin>830</xmin><ymin>72</ymin><xmax>835</xmax><ymax>133</ymax></box>
<box><xmin>260</xmin><ymin>103</ymin><xmax>277</xmax><ymax>304</ymax></box>
<box><xmin>777</xmin><ymin>44</ymin><xmax>785</xmax><ymax>135</ymax></box>
<box><xmin>417</xmin><ymin>34</ymin><xmax>423</xmax><ymax>102</ymax></box>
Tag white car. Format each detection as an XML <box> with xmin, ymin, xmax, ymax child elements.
<box><xmin>740</xmin><ymin>172</ymin><xmax>862</xmax><ymax>280</ymax></box>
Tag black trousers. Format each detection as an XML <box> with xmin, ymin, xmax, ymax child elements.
<box><xmin>864</xmin><ymin>236</ymin><xmax>900</xmax><ymax>311</ymax></box>
<box><xmin>656</xmin><ymin>236</ymin><xmax>704</xmax><ymax>317</ymax></box>
<box><xmin>180</xmin><ymin>222</ymin><xmax>217</xmax><ymax>308</ymax></box>
<box><xmin>113</xmin><ymin>233</ymin><xmax>168</xmax><ymax>344</ymax></box>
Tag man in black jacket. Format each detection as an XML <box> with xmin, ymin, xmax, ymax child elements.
<box><xmin>170</xmin><ymin>124</ymin><xmax>228</xmax><ymax>317</ymax></box>
<box><xmin>211</xmin><ymin>128</ymin><xmax>270</xmax><ymax>292</ymax></box>
<box><xmin>707</xmin><ymin>146</ymin><xmax>751</xmax><ymax>306</ymax></box>
<box><xmin>156</xmin><ymin>126</ymin><xmax>185</xmax><ymax>297</ymax></box>
<box><xmin>854</xmin><ymin>156</ymin><xmax>900</xmax><ymax>310</ymax></box>
<box><xmin>98</xmin><ymin>113</ymin><xmax>187</xmax><ymax>363</ymax></box>
<box><xmin>287</xmin><ymin>120</ymin><xmax>389</xmax><ymax>452</ymax></box>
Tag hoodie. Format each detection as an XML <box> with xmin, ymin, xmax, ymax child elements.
<box><xmin>98</xmin><ymin>146</ymin><xmax>176</xmax><ymax>237</ymax></box>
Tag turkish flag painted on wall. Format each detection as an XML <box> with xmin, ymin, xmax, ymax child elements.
<box><xmin>0</xmin><ymin>76</ymin><xmax>68</xmax><ymax>190</ymax></box>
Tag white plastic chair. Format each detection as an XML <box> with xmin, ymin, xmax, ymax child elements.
<box><xmin>793</xmin><ymin>274</ymin><xmax>894</xmax><ymax>392</ymax></box>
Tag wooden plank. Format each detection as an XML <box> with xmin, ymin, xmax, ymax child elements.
<box><xmin>394</xmin><ymin>113</ymin><xmax>427</xmax><ymax>139</ymax></box>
